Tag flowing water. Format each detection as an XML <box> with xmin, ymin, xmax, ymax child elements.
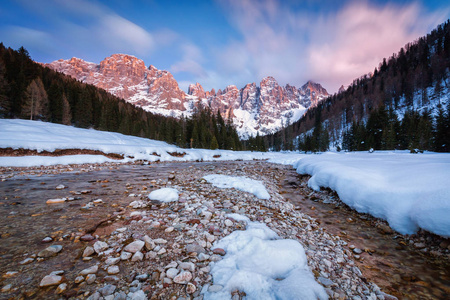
<box><xmin>280</xmin><ymin>169</ymin><xmax>450</xmax><ymax>299</ymax></box>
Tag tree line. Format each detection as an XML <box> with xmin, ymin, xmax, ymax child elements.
<box><xmin>0</xmin><ymin>43</ymin><xmax>244</xmax><ymax>151</ymax></box>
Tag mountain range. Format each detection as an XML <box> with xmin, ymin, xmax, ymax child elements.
<box><xmin>45</xmin><ymin>54</ymin><xmax>329</xmax><ymax>138</ymax></box>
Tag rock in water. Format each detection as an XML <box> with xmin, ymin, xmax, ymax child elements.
<box><xmin>38</xmin><ymin>245</ymin><xmax>63</xmax><ymax>258</ymax></box>
<box><xmin>39</xmin><ymin>275</ymin><xmax>63</xmax><ymax>287</ymax></box>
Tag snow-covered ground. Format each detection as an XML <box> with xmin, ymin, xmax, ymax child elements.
<box><xmin>293</xmin><ymin>152</ymin><xmax>450</xmax><ymax>237</ymax></box>
<box><xmin>1</xmin><ymin>119</ymin><xmax>449</xmax><ymax>238</ymax></box>
<box><xmin>203</xmin><ymin>175</ymin><xmax>270</xmax><ymax>200</ymax></box>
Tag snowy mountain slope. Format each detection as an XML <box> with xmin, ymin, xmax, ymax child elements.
<box><xmin>45</xmin><ymin>55</ymin><xmax>329</xmax><ymax>138</ymax></box>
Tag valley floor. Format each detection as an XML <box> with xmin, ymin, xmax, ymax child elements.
<box><xmin>1</xmin><ymin>161</ymin><xmax>449</xmax><ymax>299</ymax></box>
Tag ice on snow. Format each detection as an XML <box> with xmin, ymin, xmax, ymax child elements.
<box><xmin>203</xmin><ymin>174</ymin><xmax>270</xmax><ymax>199</ymax></box>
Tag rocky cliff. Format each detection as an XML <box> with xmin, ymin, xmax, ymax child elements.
<box><xmin>46</xmin><ymin>55</ymin><xmax>329</xmax><ymax>138</ymax></box>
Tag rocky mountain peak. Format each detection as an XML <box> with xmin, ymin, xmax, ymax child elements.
<box><xmin>188</xmin><ymin>83</ymin><xmax>206</xmax><ymax>98</ymax></box>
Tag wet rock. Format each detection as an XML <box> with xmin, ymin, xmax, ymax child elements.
<box><xmin>39</xmin><ymin>274</ymin><xmax>63</xmax><ymax>287</ymax></box>
<box><xmin>105</xmin><ymin>257</ymin><xmax>121</xmax><ymax>265</ymax></box>
<box><xmin>56</xmin><ymin>184</ymin><xmax>66</xmax><ymax>190</ymax></box>
<box><xmin>173</xmin><ymin>271</ymin><xmax>192</xmax><ymax>284</ymax></box>
<box><xmin>179</xmin><ymin>262</ymin><xmax>196</xmax><ymax>272</ymax></box>
<box><xmin>353</xmin><ymin>248</ymin><xmax>363</xmax><ymax>254</ymax></box>
<box><xmin>19</xmin><ymin>257</ymin><xmax>34</xmax><ymax>265</ymax></box>
<box><xmin>135</xmin><ymin>274</ymin><xmax>148</xmax><ymax>282</ymax></box>
<box><xmin>75</xmin><ymin>276</ymin><xmax>84</xmax><ymax>284</ymax></box>
<box><xmin>38</xmin><ymin>245</ymin><xmax>63</xmax><ymax>258</ymax></box>
<box><xmin>56</xmin><ymin>283</ymin><xmax>67</xmax><ymax>294</ymax></box>
<box><xmin>42</xmin><ymin>237</ymin><xmax>53</xmax><ymax>243</ymax></box>
<box><xmin>1</xmin><ymin>284</ymin><xmax>12</xmax><ymax>293</ymax></box>
<box><xmin>124</xmin><ymin>240</ymin><xmax>145</xmax><ymax>253</ymax></box>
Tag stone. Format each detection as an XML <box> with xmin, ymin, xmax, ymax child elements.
<box><xmin>121</xmin><ymin>251</ymin><xmax>132</xmax><ymax>260</ymax></box>
<box><xmin>86</xmin><ymin>274</ymin><xmax>96</xmax><ymax>284</ymax></box>
<box><xmin>173</xmin><ymin>271</ymin><xmax>192</xmax><ymax>284</ymax></box>
<box><xmin>186</xmin><ymin>243</ymin><xmax>205</xmax><ymax>254</ymax></box>
<box><xmin>179</xmin><ymin>262</ymin><xmax>196</xmax><ymax>272</ymax></box>
<box><xmin>114</xmin><ymin>291</ymin><xmax>127</xmax><ymax>300</ymax></box>
<box><xmin>212</xmin><ymin>248</ymin><xmax>226</xmax><ymax>256</ymax></box>
<box><xmin>3</xmin><ymin>271</ymin><xmax>18</xmax><ymax>278</ymax></box>
<box><xmin>83</xmin><ymin>246</ymin><xmax>95</xmax><ymax>257</ymax></box>
<box><xmin>135</xmin><ymin>274</ymin><xmax>148</xmax><ymax>281</ymax></box>
<box><xmin>99</xmin><ymin>284</ymin><xmax>116</xmax><ymax>296</ymax></box>
<box><xmin>353</xmin><ymin>248</ymin><xmax>363</xmax><ymax>254</ymax></box>
<box><xmin>186</xmin><ymin>282</ymin><xmax>196</xmax><ymax>294</ymax></box>
<box><xmin>79</xmin><ymin>265</ymin><xmax>98</xmax><ymax>275</ymax></box>
<box><xmin>414</xmin><ymin>242</ymin><xmax>426</xmax><ymax>249</ymax></box>
<box><xmin>198</xmin><ymin>253</ymin><xmax>210</xmax><ymax>261</ymax></box>
<box><xmin>224</xmin><ymin>219</ymin><xmax>233</xmax><ymax>226</ymax></box>
<box><xmin>75</xmin><ymin>276</ymin><xmax>84</xmax><ymax>283</ymax></box>
<box><xmin>81</xmin><ymin>234</ymin><xmax>95</xmax><ymax>241</ymax></box>
<box><xmin>105</xmin><ymin>257</ymin><xmax>121</xmax><ymax>265</ymax></box>
<box><xmin>39</xmin><ymin>275</ymin><xmax>63</xmax><ymax>287</ymax></box>
<box><xmin>1</xmin><ymin>284</ymin><xmax>12</xmax><ymax>293</ymax></box>
<box><xmin>131</xmin><ymin>251</ymin><xmax>144</xmax><ymax>262</ymax></box>
<box><xmin>124</xmin><ymin>240</ymin><xmax>145</xmax><ymax>253</ymax></box>
<box><xmin>318</xmin><ymin>277</ymin><xmax>334</xmax><ymax>286</ymax></box>
<box><xmin>108</xmin><ymin>265</ymin><xmax>120</xmax><ymax>275</ymax></box>
<box><xmin>143</xmin><ymin>235</ymin><xmax>155</xmax><ymax>251</ymax></box>
<box><xmin>166</xmin><ymin>268</ymin><xmax>179</xmax><ymax>279</ymax></box>
<box><xmin>93</xmin><ymin>241</ymin><xmax>109</xmax><ymax>253</ymax></box>
<box><xmin>56</xmin><ymin>184</ymin><xmax>66</xmax><ymax>190</ymax></box>
<box><xmin>128</xmin><ymin>290</ymin><xmax>147</xmax><ymax>300</ymax></box>
<box><xmin>19</xmin><ymin>257</ymin><xmax>34</xmax><ymax>265</ymax></box>
<box><xmin>153</xmin><ymin>238</ymin><xmax>167</xmax><ymax>244</ymax></box>
<box><xmin>56</xmin><ymin>283</ymin><xmax>67</xmax><ymax>294</ymax></box>
<box><xmin>42</xmin><ymin>237</ymin><xmax>53</xmax><ymax>243</ymax></box>
<box><xmin>38</xmin><ymin>245</ymin><xmax>63</xmax><ymax>258</ymax></box>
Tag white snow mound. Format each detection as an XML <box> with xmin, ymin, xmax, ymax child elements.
<box><xmin>148</xmin><ymin>188</ymin><xmax>179</xmax><ymax>202</ymax></box>
<box><xmin>204</xmin><ymin>214</ymin><xmax>328</xmax><ymax>300</ymax></box>
<box><xmin>203</xmin><ymin>174</ymin><xmax>270</xmax><ymax>199</ymax></box>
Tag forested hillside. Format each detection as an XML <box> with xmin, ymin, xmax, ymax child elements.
<box><xmin>269</xmin><ymin>20</ymin><xmax>450</xmax><ymax>152</ymax></box>
<box><xmin>0</xmin><ymin>44</ymin><xmax>242</xmax><ymax>150</ymax></box>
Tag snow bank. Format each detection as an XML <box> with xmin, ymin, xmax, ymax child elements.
<box><xmin>0</xmin><ymin>155</ymin><xmax>115</xmax><ymax>167</ymax></box>
<box><xmin>204</xmin><ymin>214</ymin><xmax>328</xmax><ymax>300</ymax></box>
<box><xmin>148</xmin><ymin>188</ymin><xmax>179</xmax><ymax>202</ymax></box>
<box><xmin>293</xmin><ymin>152</ymin><xmax>450</xmax><ymax>237</ymax></box>
<box><xmin>0</xmin><ymin>119</ymin><xmax>305</xmax><ymax>166</ymax></box>
<box><xmin>203</xmin><ymin>174</ymin><xmax>270</xmax><ymax>199</ymax></box>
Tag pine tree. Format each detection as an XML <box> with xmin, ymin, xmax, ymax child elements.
<box><xmin>210</xmin><ymin>135</ymin><xmax>219</xmax><ymax>150</ymax></box>
<box><xmin>21</xmin><ymin>77</ymin><xmax>49</xmax><ymax>120</ymax></box>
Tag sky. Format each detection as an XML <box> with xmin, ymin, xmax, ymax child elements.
<box><xmin>1</xmin><ymin>0</ymin><xmax>449</xmax><ymax>93</ymax></box>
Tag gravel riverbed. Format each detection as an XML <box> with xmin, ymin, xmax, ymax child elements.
<box><xmin>1</xmin><ymin>160</ymin><xmax>444</xmax><ymax>299</ymax></box>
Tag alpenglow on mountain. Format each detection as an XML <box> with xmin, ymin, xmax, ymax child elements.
<box><xmin>45</xmin><ymin>54</ymin><xmax>329</xmax><ymax>138</ymax></box>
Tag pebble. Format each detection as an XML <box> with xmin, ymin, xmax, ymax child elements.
<box><xmin>55</xmin><ymin>184</ymin><xmax>66</xmax><ymax>190</ymax></box>
<box><xmin>153</xmin><ymin>238</ymin><xmax>168</xmax><ymax>244</ymax></box>
<box><xmin>38</xmin><ymin>245</ymin><xmax>63</xmax><ymax>258</ymax></box>
<box><xmin>1</xmin><ymin>284</ymin><xmax>11</xmax><ymax>293</ymax></box>
<box><xmin>212</xmin><ymin>248</ymin><xmax>226</xmax><ymax>256</ymax></box>
<box><xmin>42</xmin><ymin>236</ymin><xmax>53</xmax><ymax>243</ymax></box>
<box><xmin>86</xmin><ymin>274</ymin><xmax>97</xmax><ymax>284</ymax></box>
<box><xmin>80</xmin><ymin>265</ymin><xmax>98</xmax><ymax>275</ymax></box>
<box><xmin>83</xmin><ymin>246</ymin><xmax>95</xmax><ymax>257</ymax></box>
<box><xmin>39</xmin><ymin>274</ymin><xmax>63</xmax><ymax>287</ymax></box>
<box><xmin>124</xmin><ymin>240</ymin><xmax>145</xmax><ymax>253</ymax></box>
<box><xmin>75</xmin><ymin>276</ymin><xmax>84</xmax><ymax>283</ymax></box>
<box><xmin>166</xmin><ymin>268</ymin><xmax>179</xmax><ymax>279</ymax></box>
<box><xmin>94</xmin><ymin>241</ymin><xmax>109</xmax><ymax>253</ymax></box>
<box><xmin>99</xmin><ymin>284</ymin><xmax>116</xmax><ymax>296</ymax></box>
<box><xmin>179</xmin><ymin>262</ymin><xmax>196</xmax><ymax>272</ymax></box>
<box><xmin>186</xmin><ymin>282</ymin><xmax>197</xmax><ymax>294</ymax></box>
<box><xmin>121</xmin><ymin>251</ymin><xmax>132</xmax><ymax>260</ymax></box>
<box><xmin>81</xmin><ymin>234</ymin><xmax>95</xmax><ymax>241</ymax></box>
<box><xmin>56</xmin><ymin>283</ymin><xmax>67</xmax><ymax>294</ymax></box>
<box><xmin>108</xmin><ymin>266</ymin><xmax>120</xmax><ymax>275</ymax></box>
<box><xmin>19</xmin><ymin>257</ymin><xmax>34</xmax><ymax>265</ymax></box>
<box><xmin>173</xmin><ymin>271</ymin><xmax>193</xmax><ymax>284</ymax></box>
<box><xmin>131</xmin><ymin>251</ymin><xmax>144</xmax><ymax>262</ymax></box>
<box><xmin>353</xmin><ymin>248</ymin><xmax>363</xmax><ymax>254</ymax></box>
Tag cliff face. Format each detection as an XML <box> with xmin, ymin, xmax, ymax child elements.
<box><xmin>46</xmin><ymin>55</ymin><xmax>329</xmax><ymax>138</ymax></box>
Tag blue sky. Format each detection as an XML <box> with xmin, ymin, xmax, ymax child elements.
<box><xmin>1</xmin><ymin>0</ymin><xmax>449</xmax><ymax>93</ymax></box>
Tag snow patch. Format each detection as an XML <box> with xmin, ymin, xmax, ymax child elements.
<box><xmin>148</xmin><ymin>188</ymin><xmax>179</xmax><ymax>202</ymax></box>
<box><xmin>203</xmin><ymin>174</ymin><xmax>270</xmax><ymax>199</ymax></box>
<box><xmin>204</xmin><ymin>215</ymin><xmax>328</xmax><ymax>300</ymax></box>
